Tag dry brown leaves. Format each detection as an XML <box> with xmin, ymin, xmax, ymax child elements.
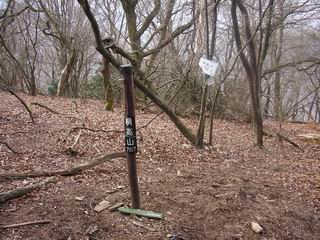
<box><xmin>0</xmin><ymin>92</ymin><xmax>319</xmax><ymax>240</ymax></box>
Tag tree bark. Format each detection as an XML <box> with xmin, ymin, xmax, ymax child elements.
<box><xmin>101</xmin><ymin>57</ymin><xmax>114</xmax><ymax>111</ymax></box>
<box><xmin>264</xmin><ymin>84</ymin><xmax>271</xmax><ymax>116</ymax></box>
<box><xmin>57</xmin><ymin>50</ymin><xmax>77</xmax><ymax>97</ymax></box>
<box><xmin>208</xmin><ymin>0</ymin><xmax>220</xmax><ymax>146</ymax></box>
<box><xmin>231</xmin><ymin>0</ymin><xmax>264</xmax><ymax>147</ymax></box>
<box><xmin>274</xmin><ymin>0</ymin><xmax>284</xmax><ymax>119</ymax></box>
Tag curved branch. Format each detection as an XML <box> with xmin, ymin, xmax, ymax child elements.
<box><xmin>0</xmin><ymin>152</ymin><xmax>126</xmax><ymax>181</ymax></box>
<box><xmin>77</xmin><ymin>0</ymin><xmax>123</xmax><ymax>69</ymax></box>
<box><xmin>0</xmin><ymin>85</ymin><xmax>35</xmax><ymax>124</ymax></box>
<box><xmin>31</xmin><ymin>102</ymin><xmax>59</xmax><ymax>114</ymax></box>
<box><xmin>142</xmin><ymin>12</ymin><xmax>198</xmax><ymax>57</ymax></box>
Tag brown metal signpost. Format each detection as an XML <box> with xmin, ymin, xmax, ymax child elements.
<box><xmin>121</xmin><ymin>64</ymin><xmax>141</xmax><ymax>209</ymax></box>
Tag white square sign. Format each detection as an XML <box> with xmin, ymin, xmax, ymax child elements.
<box><xmin>199</xmin><ymin>57</ymin><xmax>218</xmax><ymax>77</ymax></box>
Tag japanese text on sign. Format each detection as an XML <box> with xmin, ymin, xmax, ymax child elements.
<box><xmin>199</xmin><ymin>57</ymin><xmax>218</xmax><ymax>76</ymax></box>
<box><xmin>125</xmin><ymin>117</ymin><xmax>137</xmax><ymax>153</ymax></box>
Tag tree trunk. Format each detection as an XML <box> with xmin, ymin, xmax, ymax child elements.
<box><xmin>29</xmin><ymin>76</ymin><xmax>36</xmax><ymax>96</ymax></box>
<box><xmin>264</xmin><ymin>84</ymin><xmax>271</xmax><ymax>116</ymax></box>
<box><xmin>133</xmin><ymin>72</ymin><xmax>197</xmax><ymax>145</ymax></box>
<box><xmin>101</xmin><ymin>57</ymin><xmax>114</xmax><ymax>111</ymax></box>
<box><xmin>196</xmin><ymin>0</ymin><xmax>219</xmax><ymax>148</ymax></box>
<box><xmin>70</xmin><ymin>53</ymin><xmax>84</xmax><ymax>98</ymax></box>
<box><xmin>274</xmin><ymin>0</ymin><xmax>284</xmax><ymax>119</ymax></box>
<box><xmin>78</xmin><ymin>0</ymin><xmax>197</xmax><ymax>146</ymax></box>
<box><xmin>57</xmin><ymin>50</ymin><xmax>77</xmax><ymax>97</ymax></box>
<box><xmin>208</xmin><ymin>0</ymin><xmax>220</xmax><ymax>145</ymax></box>
<box><xmin>231</xmin><ymin>0</ymin><xmax>264</xmax><ymax>147</ymax></box>
<box><xmin>316</xmin><ymin>92</ymin><xmax>320</xmax><ymax>123</ymax></box>
<box><xmin>196</xmin><ymin>82</ymin><xmax>208</xmax><ymax>148</ymax></box>
<box><xmin>307</xmin><ymin>93</ymin><xmax>316</xmax><ymax>121</ymax></box>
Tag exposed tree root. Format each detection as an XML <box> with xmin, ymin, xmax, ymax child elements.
<box><xmin>264</xmin><ymin>128</ymin><xmax>301</xmax><ymax>149</ymax></box>
<box><xmin>0</xmin><ymin>177</ymin><xmax>56</xmax><ymax>204</ymax></box>
<box><xmin>31</xmin><ymin>102</ymin><xmax>59</xmax><ymax>114</ymax></box>
<box><xmin>0</xmin><ymin>152</ymin><xmax>126</xmax><ymax>181</ymax></box>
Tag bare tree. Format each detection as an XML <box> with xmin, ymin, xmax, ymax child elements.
<box><xmin>77</xmin><ymin>0</ymin><xmax>200</xmax><ymax>145</ymax></box>
<box><xmin>231</xmin><ymin>0</ymin><xmax>264</xmax><ymax>146</ymax></box>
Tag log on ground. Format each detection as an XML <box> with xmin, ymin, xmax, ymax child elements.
<box><xmin>0</xmin><ymin>152</ymin><xmax>126</xmax><ymax>181</ymax></box>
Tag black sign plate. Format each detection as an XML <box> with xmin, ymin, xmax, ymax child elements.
<box><xmin>125</xmin><ymin>116</ymin><xmax>137</xmax><ymax>153</ymax></box>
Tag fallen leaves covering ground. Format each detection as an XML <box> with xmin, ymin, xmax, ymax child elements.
<box><xmin>0</xmin><ymin>92</ymin><xmax>319</xmax><ymax>240</ymax></box>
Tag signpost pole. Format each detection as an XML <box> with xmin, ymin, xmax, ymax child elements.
<box><xmin>121</xmin><ymin>64</ymin><xmax>141</xmax><ymax>209</ymax></box>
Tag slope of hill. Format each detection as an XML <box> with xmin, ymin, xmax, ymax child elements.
<box><xmin>0</xmin><ymin>92</ymin><xmax>319</xmax><ymax>239</ymax></box>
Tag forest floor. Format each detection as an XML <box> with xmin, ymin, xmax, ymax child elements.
<box><xmin>0</xmin><ymin>91</ymin><xmax>319</xmax><ymax>240</ymax></box>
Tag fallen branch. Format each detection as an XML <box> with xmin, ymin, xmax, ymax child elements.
<box><xmin>289</xmin><ymin>121</ymin><xmax>307</xmax><ymax>124</ymax></box>
<box><xmin>72</xmin><ymin>127</ymin><xmax>123</xmax><ymax>134</ymax></box>
<box><xmin>0</xmin><ymin>220</ymin><xmax>51</xmax><ymax>229</ymax></box>
<box><xmin>264</xmin><ymin>128</ymin><xmax>301</xmax><ymax>149</ymax></box>
<box><xmin>65</xmin><ymin>129</ymin><xmax>82</xmax><ymax>156</ymax></box>
<box><xmin>131</xmin><ymin>220</ymin><xmax>154</xmax><ymax>232</ymax></box>
<box><xmin>31</xmin><ymin>102</ymin><xmax>59</xmax><ymax>114</ymax></box>
<box><xmin>0</xmin><ymin>141</ymin><xmax>18</xmax><ymax>154</ymax></box>
<box><xmin>0</xmin><ymin>152</ymin><xmax>126</xmax><ymax>181</ymax></box>
<box><xmin>70</xmin><ymin>130</ymin><xmax>82</xmax><ymax>149</ymax></box>
<box><xmin>0</xmin><ymin>177</ymin><xmax>56</xmax><ymax>204</ymax></box>
<box><xmin>298</xmin><ymin>133</ymin><xmax>320</xmax><ymax>144</ymax></box>
<box><xmin>0</xmin><ymin>85</ymin><xmax>35</xmax><ymax>123</ymax></box>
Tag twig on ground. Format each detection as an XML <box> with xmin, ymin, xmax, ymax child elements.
<box><xmin>0</xmin><ymin>141</ymin><xmax>18</xmax><ymax>154</ymax></box>
<box><xmin>264</xmin><ymin>128</ymin><xmax>301</xmax><ymax>150</ymax></box>
<box><xmin>72</xmin><ymin>126</ymin><xmax>123</xmax><ymax>134</ymax></box>
<box><xmin>0</xmin><ymin>177</ymin><xmax>56</xmax><ymax>204</ymax></box>
<box><xmin>31</xmin><ymin>102</ymin><xmax>59</xmax><ymax>114</ymax></box>
<box><xmin>132</xmin><ymin>220</ymin><xmax>154</xmax><ymax>231</ymax></box>
<box><xmin>69</xmin><ymin>129</ymin><xmax>82</xmax><ymax>149</ymax></box>
<box><xmin>0</xmin><ymin>220</ymin><xmax>51</xmax><ymax>229</ymax></box>
<box><xmin>93</xmin><ymin>144</ymin><xmax>102</xmax><ymax>155</ymax></box>
<box><xmin>65</xmin><ymin>129</ymin><xmax>83</xmax><ymax>156</ymax></box>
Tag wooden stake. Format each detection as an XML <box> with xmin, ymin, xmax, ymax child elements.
<box><xmin>121</xmin><ymin>65</ymin><xmax>141</xmax><ymax>209</ymax></box>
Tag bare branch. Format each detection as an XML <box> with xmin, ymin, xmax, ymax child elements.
<box><xmin>142</xmin><ymin>12</ymin><xmax>198</xmax><ymax>57</ymax></box>
<box><xmin>136</xmin><ymin>0</ymin><xmax>161</xmax><ymax>38</ymax></box>
<box><xmin>30</xmin><ymin>102</ymin><xmax>59</xmax><ymax>114</ymax></box>
<box><xmin>76</xmin><ymin>0</ymin><xmax>123</xmax><ymax>69</ymax></box>
<box><xmin>0</xmin><ymin>85</ymin><xmax>35</xmax><ymax>124</ymax></box>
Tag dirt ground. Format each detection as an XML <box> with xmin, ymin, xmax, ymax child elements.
<box><xmin>0</xmin><ymin>92</ymin><xmax>319</xmax><ymax>240</ymax></box>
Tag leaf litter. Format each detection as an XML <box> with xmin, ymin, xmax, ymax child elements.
<box><xmin>0</xmin><ymin>92</ymin><xmax>319</xmax><ymax>239</ymax></box>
